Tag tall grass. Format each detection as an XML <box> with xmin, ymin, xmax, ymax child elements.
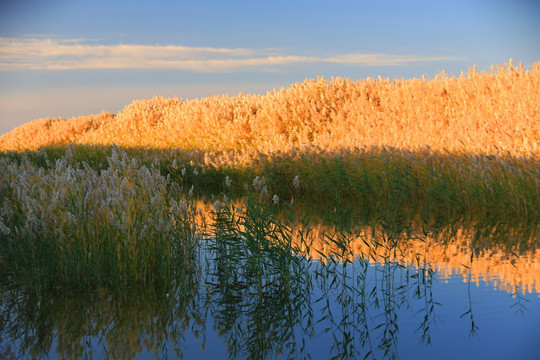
<box><xmin>0</xmin><ymin>145</ymin><xmax>201</xmax><ymax>289</ymax></box>
<box><xmin>1</xmin><ymin>60</ymin><xmax>538</xmax><ymax>220</ymax></box>
<box><xmin>1</xmin><ymin>60</ymin><xmax>538</xmax><ymax>158</ymax></box>
<box><xmin>0</xmin><ymin>145</ymin><xmax>538</xmax><ymax>292</ymax></box>
<box><xmin>2</xmin><ymin>141</ymin><xmax>539</xmax><ymax>222</ymax></box>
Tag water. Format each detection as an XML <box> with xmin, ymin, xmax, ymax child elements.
<box><xmin>1</xmin><ymin>222</ymin><xmax>539</xmax><ymax>359</ymax></box>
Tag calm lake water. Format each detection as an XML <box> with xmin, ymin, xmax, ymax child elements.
<box><xmin>1</xmin><ymin>220</ymin><xmax>539</xmax><ymax>359</ymax></box>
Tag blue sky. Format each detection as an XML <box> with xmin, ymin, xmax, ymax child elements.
<box><xmin>1</xmin><ymin>0</ymin><xmax>539</xmax><ymax>135</ymax></box>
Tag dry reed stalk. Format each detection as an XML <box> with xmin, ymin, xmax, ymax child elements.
<box><xmin>0</xmin><ymin>60</ymin><xmax>538</xmax><ymax>161</ymax></box>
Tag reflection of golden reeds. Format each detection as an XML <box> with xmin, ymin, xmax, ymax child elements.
<box><xmin>1</xmin><ymin>60</ymin><xmax>538</xmax><ymax>160</ymax></box>
<box><xmin>304</xmin><ymin>225</ymin><xmax>540</xmax><ymax>295</ymax></box>
<box><xmin>194</xmin><ymin>197</ymin><xmax>540</xmax><ymax>295</ymax></box>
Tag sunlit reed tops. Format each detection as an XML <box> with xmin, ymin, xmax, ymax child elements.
<box><xmin>1</xmin><ymin>60</ymin><xmax>538</xmax><ymax>161</ymax></box>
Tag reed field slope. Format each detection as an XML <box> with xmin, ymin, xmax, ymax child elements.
<box><xmin>1</xmin><ymin>60</ymin><xmax>539</xmax><ymax>158</ymax></box>
<box><xmin>0</xmin><ymin>60</ymin><xmax>539</xmax><ymax>221</ymax></box>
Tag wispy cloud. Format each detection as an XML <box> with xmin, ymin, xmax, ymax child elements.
<box><xmin>0</xmin><ymin>37</ymin><xmax>465</xmax><ymax>72</ymax></box>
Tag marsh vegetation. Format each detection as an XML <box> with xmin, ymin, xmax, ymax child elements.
<box><xmin>0</xmin><ymin>60</ymin><xmax>539</xmax><ymax>358</ymax></box>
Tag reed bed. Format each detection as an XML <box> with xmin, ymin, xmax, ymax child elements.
<box><xmin>1</xmin><ymin>145</ymin><xmax>538</xmax><ymax>359</ymax></box>
<box><xmin>0</xmin><ymin>146</ymin><xmax>202</xmax><ymax>289</ymax></box>
<box><xmin>0</xmin><ymin>61</ymin><xmax>539</xmax><ymax>290</ymax></box>
<box><xmin>4</xmin><ymin>141</ymin><xmax>537</xmax><ymax>220</ymax></box>
<box><xmin>1</xmin><ymin>146</ymin><xmax>537</xmax><ymax>291</ymax></box>
<box><xmin>1</xmin><ymin>60</ymin><xmax>538</xmax><ymax>220</ymax></box>
<box><xmin>1</xmin><ymin>60</ymin><xmax>538</xmax><ymax>158</ymax></box>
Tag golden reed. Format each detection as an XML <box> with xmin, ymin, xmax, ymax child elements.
<box><xmin>1</xmin><ymin>60</ymin><xmax>538</xmax><ymax>161</ymax></box>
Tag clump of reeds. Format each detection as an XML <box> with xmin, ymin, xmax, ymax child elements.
<box><xmin>206</xmin><ymin>175</ymin><xmax>308</xmax><ymax>289</ymax></box>
<box><xmin>0</xmin><ymin>145</ymin><xmax>201</xmax><ymax>289</ymax></box>
<box><xmin>1</xmin><ymin>60</ymin><xmax>538</xmax><ymax>159</ymax></box>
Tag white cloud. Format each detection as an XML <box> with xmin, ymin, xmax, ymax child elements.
<box><xmin>0</xmin><ymin>37</ymin><xmax>465</xmax><ymax>72</ymax></box>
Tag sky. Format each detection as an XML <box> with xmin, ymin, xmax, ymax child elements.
<box><xmin>0</xmin><ymin>0</ymin><xmax>539</xmax><ymax>135</ymax></box>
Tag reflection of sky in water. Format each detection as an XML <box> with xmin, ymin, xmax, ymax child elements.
<box><xmin>397</xmin><ymin>266</ymin><xmax>539</xmax><ymax>360</ymax></box>
<box><xmin>134</xmin><ymin>261</ymin><xmax>539</xmax><ymax>359</ymax></box>
<box><xmin>3</xmin><ymin>248</ymin><xmax>539</xmax><ymax>359</ymax></box>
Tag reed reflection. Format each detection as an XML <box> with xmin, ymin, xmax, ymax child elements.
<box><xmin>0</xmin><ymin>215</ymin><xmax>538</xmax><ymax>359</ymax></box>
<box><xmin>305</xmin><ymin>219</ymin><xmax>539</xmax><ymax>296</ymax></box>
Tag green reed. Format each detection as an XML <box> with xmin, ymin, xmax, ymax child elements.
<box><xmin>4</xmin><ymin>143</ymin><xmax>539</xmax><ymax>225</ymax></box>
<box><xmin>206</xmin><ymin>175</ymin><xmax>308</xmax><ymax>292</ymax></box>
<box><xmin>0</xmin><ymin>146</ymin><xmax>200</xmax><ymax>290</ymax></box>
<box><xmin>200</xmin><ymin>175</ymin><xmax>315</xmax><ymax>359</ymax></box>
<box><xmin>1</xmin><ymin>143</ymin><xmax>538</xmax><ymax>293</ymax></box>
